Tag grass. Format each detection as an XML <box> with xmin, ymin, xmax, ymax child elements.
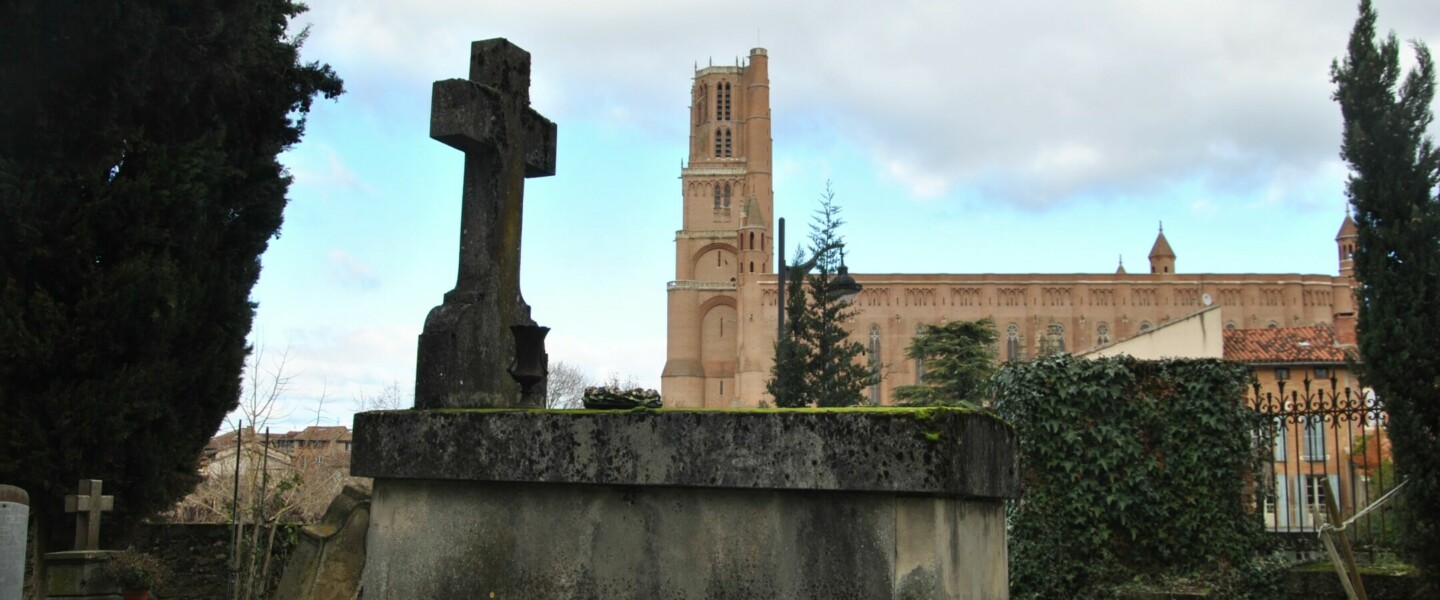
<box><xmin>1297</xmin><ymin>558</ymin><xmax>1416</xmax><ymax>576</ymax></box>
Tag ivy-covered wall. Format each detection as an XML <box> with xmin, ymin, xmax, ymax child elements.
<box><xmin>994</xmin><ymin>356</ymin><xmax>1276</xmax><ymax>599</ymax></box>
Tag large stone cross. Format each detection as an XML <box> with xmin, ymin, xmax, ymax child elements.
<box><xmin>415</xmin><ymin>39</ymin><xmax>557</xmax><ymax>409</ymax></box>
<box><xmin>63</xmin><ymin>479</ymin><xmax>112</xmax><ymax>551</ymax></box>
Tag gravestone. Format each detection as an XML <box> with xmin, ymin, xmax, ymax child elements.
<box><xmin>414</xmin><ymin>38</ymin><xmax>557</xmax><ymax>409</ymax></box>
<box><xmin>0</xmin><ymin>485</ymin><xmax>28</xmax><ymax>600</ymax></box>
<box><xmin>63</xmin><ymin>480</ymin><xmax>112</xmax><ymax>552</ymax></box>
<box><xmin>45</xmin><ymin>480</ymin><xmax>119</xmax><ymax>600</ymax></box>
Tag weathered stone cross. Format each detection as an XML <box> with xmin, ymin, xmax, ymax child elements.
<box><xmin>415</xmin><ymin>39</ymin><xmax>557</xmax><ymax>409</ymax></box>
<box><xmin>63</xmin><ymin>479</ymin><xmax>112</xmax><ymax>551</ymax></box>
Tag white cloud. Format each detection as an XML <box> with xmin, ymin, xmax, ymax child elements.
<box><xmin>885</xmin><ymin>158</ymin><xmax>948</xmax><ymax>199</ymax></box>
<box><xmin>1190</xmin><ymin>198</ymin><xmax>1219</xmax><ymax>217</ymax></box>
<box><xmin>545</xmin><ymin>332</ymin><xmax>664</xmax><ymax>391</ymax></box>
<box><xmin>326</xmin><ymin>249</ymin><xmax>379</xmax><ymax>290</ymax></box>
<box><xmin>231</xmin><ymin>326</ymin><xmax>419</xmax><ymax>432</ymax></box>
<box><xmin>300</xmin><ymin>0</ymin><xmax>1439</xmax><ymax>209</ymax></box>
<box><xmin>287</xmin><ymin>145</ymin><xmax>370</xmax><ymax>200</ymax></box>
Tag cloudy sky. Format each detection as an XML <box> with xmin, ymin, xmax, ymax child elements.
<box><xmin>237</xmin><ymin>0</ymin><xmax>1440</xmax><ymax>432</ymax></box>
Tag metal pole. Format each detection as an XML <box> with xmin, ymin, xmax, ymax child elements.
<box><xmin>777</xmin><ymin>217</ymin><xmax>785</xmax><ymax>341</ymax></box>
<box><xmin>259</xmin><ymin>429</ymin><xmax>270</xmax><ymax>525</ymax></box>
<box><xmin>231</xmin><ymin>422</ymin><xmax>242</xmax><ymax>600</ymax></box>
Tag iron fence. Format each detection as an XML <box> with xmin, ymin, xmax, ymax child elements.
<box><xmin>1247</xmin><ymin>377</ymin><xmax>1398</xmax><ymax>560</ymax></box>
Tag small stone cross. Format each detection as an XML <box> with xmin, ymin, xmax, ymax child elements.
<box><xmin>63</xmin><ymin>479</ymin><xmax>113</xmax><ymax>551</ymax></box>
<box><xmin>415</xmin><ymin>39</ymin><xmax>557</xmax><ymax>409</ymax></box>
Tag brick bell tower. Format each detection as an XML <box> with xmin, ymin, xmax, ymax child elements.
<box><xmin>662</xmin><ymin>48</ymin><xmax>773</xmax><ymax>408</ymax></box>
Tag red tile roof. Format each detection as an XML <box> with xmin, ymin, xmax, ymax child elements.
<box><xmin>1223</xmin><ymin>326</ymin><xmax>1347</xmax><ymax>364</ymax></box>
<box><xmin>291</xmin><ymin>425</ymin><xmax>353</xmax><ymax>442</ymax></box>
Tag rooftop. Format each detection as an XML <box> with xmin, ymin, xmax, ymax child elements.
<box><xmin>1223</xmin><ymin>326</ymin><xmax>1347</xmax><ymax>364</ymax></box>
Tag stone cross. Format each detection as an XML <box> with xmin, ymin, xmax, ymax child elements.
<box><xmin>414</xmin><ymin>39</ymin><xmax>557</xmax><ymax>409</ymax></box>
<box><xmin>63</xmin><ymin>480</ymin><xmax>112</xmax><ymax>551</ymax></box>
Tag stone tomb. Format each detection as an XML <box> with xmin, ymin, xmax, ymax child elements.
<box><xmin>353</xmin><ymin>39</ymin><xmax>1019</xmax><ymax>599</ymax></box>
<box><xmin>354</xmin><ymin>409</ymin><xmax>1018</xmax><ymax>599</ymax></box>
<box><xmin>45</xmin><ymin>480</ymin><xmax>119</xmax><ymax>600</ymax></box>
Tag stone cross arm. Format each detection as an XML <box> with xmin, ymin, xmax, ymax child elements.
<box><xmin>430</xmin><ymin>38</ymin><xmax>557</xmax><ymax>178</ymax></box>
<box><xmin>431</xmin><ymin>81</ymin><xmax>556</xmax><ymax>177</ymax></box>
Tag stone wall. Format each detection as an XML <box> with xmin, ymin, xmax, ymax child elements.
<box><xmin>131</xmin><ymin>523</ymin><xmax>294</xmax><ymax>600</ymax></box>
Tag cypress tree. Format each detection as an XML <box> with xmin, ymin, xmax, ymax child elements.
<box><xmin>0</xmin><ymin>0</ymin><xmax>342</xmax><ymax>549</ymax></box>
<box><xmin>1332</xmin><ymin>0</ymin><xmax>1440</xmax><ymax>587</ymax></box>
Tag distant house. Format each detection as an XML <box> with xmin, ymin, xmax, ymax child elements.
<box><xmin>1223</xmin><ymin>325</ymin><xmax>1376</xmax><ymax>531</ymax></box>
<box><xmin>272</xmin><ymin>425</ymin><xmax>353</xmax><ymax>467</ymax></box>
<box><xmin>202</xmin><ymin>425</ymin><xmax>353</xmax><ymax>471</ymax></box>
<box><xmin>203</xmin><ymin>441</ymin><xmax>293</xmax><ymax>479</ymax></box>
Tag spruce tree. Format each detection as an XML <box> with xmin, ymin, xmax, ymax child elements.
<box><xmin>1332</xmin><ymin>0</ymin><xmax>1440</xmax><ymax>586</ymax></box>
<box><xmin>803</xmin><ymin>188</ymin><xmax>872</xmax><ymax>407</ymax></box>
<box><xmin>766</xmin><ymin>184</ymin><xmax>873</xmax><ymax>407</ymax></box>
<box><xmin>893</xmin><ymin>318</ymin><xmax>999</xmax><ymax>407</ymax></box>
<box><xmin>0</xmin><ymin>0</ymin><xmax>342</xmax><ymax>549</ymax></box>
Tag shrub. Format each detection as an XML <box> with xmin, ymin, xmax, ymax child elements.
<box><xmin>994</xmin><ymin>356</ymin><xmax>1275</xmax><ymax>599</ymax></box>
<box><xmin>104</xmin><ymin>548</ymin><xmax>171</xmax><ymax>591</ymax></box>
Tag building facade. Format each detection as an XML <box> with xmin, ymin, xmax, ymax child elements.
<box><xmin>661</xmin><ymin>48</ymin><xmax>1360</xmax><ymax>408</ymax></box>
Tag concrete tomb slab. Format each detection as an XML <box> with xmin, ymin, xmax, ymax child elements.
<box><xmin>353</xmin><ymin>408</ymin><xmax>1017</xmax><ymax>498</ymax></box>
<box><xmin>354</xmin><ymin>408</ymin><xmax>1018</xmax><ymax>599</ymax></box>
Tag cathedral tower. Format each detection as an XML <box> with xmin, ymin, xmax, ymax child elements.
<box><xmin>662</xmin><ymin>49</ymin><xmax>773</xmax><ymax>407</ymax></box>
<box><xmin>1336</xmin><ymin>212</ymin><xmax>1358</xmax><ymax>280</ymax></box>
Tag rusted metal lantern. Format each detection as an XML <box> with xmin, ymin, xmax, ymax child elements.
<box><xmin>508</xmin><ymin>325</ymin><xmax>550</xmax><ymax>407</ymax></box>
<box><xmin>829</xmin><ymin>264</ymin><xmax>862</xmax><ymax>304</ymax></box>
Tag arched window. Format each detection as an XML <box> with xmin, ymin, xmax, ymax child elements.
<box><xmin>1047</xmin><ymin>323</ymin><xmax>1066</xmax><ymax>354</ymax></box>
<box><xmin>869</xmin><ymin>325</ymin><xmax>882</xmax><ymax>405</ymax></box>
<box><xmin>1267</xmin><ymin>321</ymin><xmax>1280</xmax><ymax>329</ymax></box>
<box><xmin>749</xmin><ymin>232</ymin><xmax>755</xmax><ymax>249</ymax></box>
<box><xmin>723</xmin><ymin>128</ymin><xmax>733</xmax><ymax>156</ymax></box>
<box><xmin>723</xmin><ymin>183</ymin><xmax>732</xmax><ymax>208</ymax></box>
<box><xmin>712</xmin><ymin>185</ymin><xmax>721</xmax><ymax>209</ymax></box>
<box><xmin>915</xmin><ymin>324</ymin><xmax>927</xmax><ymax>384</ymax></box>
<box><xmin>719</xmin><ymin>82</ymin><xmax>731</xmax><ymax>120</ymax></box>
<box><xmin>1006</xmin><ymin>323</ymin><xmax>1020</xmax><ymax>361</ymax></box>
<box><xmin>1225</xmin><ymin>321</ymin><xmax>1238</xmax><ymax>330</ymax></box>
<box><xmin>1096</xmin><ymin>322</ymin><xmax>1110</xmax><ymax>345</ymax></box>
<box><xmin>749</xmin><ymin>261</ymin><xmax>754</xmax><ymax>273</ymax></box>
<box><xmin>714</xmin><ymin>129</ymin><xmax>723</xmax><ymax>157</ymax></box>
<box><xmin>1139</xmin><ymin>322</ymin><xmax>1153</xmax><ymax>332</ymax></box>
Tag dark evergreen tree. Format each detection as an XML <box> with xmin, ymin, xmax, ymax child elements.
<box><xmin>0</xmin><ymin>0</ymin><xmax>342</xmax><ymax>549</ymax></box>
<box><xmin>1332</xmin><ymin>0</ymin><xmax>1440</xmax><ymax>588</ymax></box>
<box><xmin>803</xmin><ymin>190</ymin><xmax>872</xmax><ymax>407</ymax></box>
<box><xmin>893</xmin><ymin>318</ymin><xmax>999</xmax><ymax>407</ymax></box>
<box><xmin>767</xmin><ymin>246</ymin><xmax>814</xmax><ymax>408</ymax></box>
<box><xmin>765</xmin><ymin>184</ymin><xmax>873</xmax><ymax>407</ymax></box>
